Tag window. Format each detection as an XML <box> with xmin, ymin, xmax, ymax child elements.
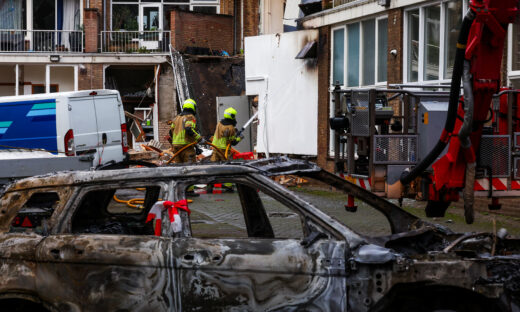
<box><xmin>347</xmin><ymin>23</ymin><xmax>360</xmax><ymax>87</ymax></box>
<box><xmin>71</xmin><ymin>186</ymin><xmax>161</xmax><ymax>235</ymax></box>
<box><xmin>331</xmin><ymin>17</ymin><xmax>388</xmax><ymax>87</ymax></box>
<box><xmin>32</xmin><ymin>84</ymin><xmax>59</xmax><ymax>94</ymax></box>
<box><xmin>185</xmin><ymin>182</ymin><xmax>305</xmax><ymax>239</ymax></box>
<box><xmin>424</xmin><ymin>5</ymin><xmax>441</xmax><ymax>81</ymax></box>
<box><xmin>10</xmin><ymin>192</ymin><xmax>60</xmax><ymax>234</ymax></box>
<box><xmin>111</xmin><ymin>0</ymin><xmax>220</xmax><ymax>31</ymax></box>
<box><xmin>0</xmin><ymin>0</ymin><xmax>26</xmax><ymax>29</ymax></box>
<box><xmin>405</xmin><ymin>1</ymin><xmax>466</xmax><ymax>83</ymax></box>
<box><xmin>277</xmin><ymin>177</ymin><xmax>392</xmax><ymax>237</ymax></box>
<box><xmin>332</xmin><ymin>28</ymin><xmax>345</xmax><ymax>85</ymax></box>
<box><xmin>112</xmin><ymin>4</ymin><xmax>139</xmax><ymax>30</ymax></box>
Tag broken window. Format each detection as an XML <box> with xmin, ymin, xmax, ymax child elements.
<box><xmin>185</xmin><ymin>182</ymin><xmax>304</xmax><ymax>239</ymax></box>
<box><xmin>71</xmin><ymin>186</ymin><xmax>161</xmax><ymax>235</ymax></box>
<box><xmin>10</xmin><ymin>192</ymin><xmax>60</xmax><ymax>234</ymax></box>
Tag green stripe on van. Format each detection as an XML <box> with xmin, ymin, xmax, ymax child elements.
<box><xmin>0</xmin><ymin>121</ymin><xmax>12</xmax><ymax>128</ymax></box>
<box><xmin>31</xmin><ymin>103</ymin><xmax>56</xmax><ymax>110</ymax></box>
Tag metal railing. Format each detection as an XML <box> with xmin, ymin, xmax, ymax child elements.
<box><xmin>0</xmin><ymin>30</ymin><xmax>83</xmax><ymax>53</ymax></box>
<box><xmin>100</xmin><ymin>31</ymin><xmax>171</xmax><ymax>53</ymax></box>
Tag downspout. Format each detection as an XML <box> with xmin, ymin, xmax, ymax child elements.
<box><xmin>103</xmin><ymin>0</ymin><xmax>106</xmax><ymax>31</ymax></box>
<box><xmin>233</xmin><ymin>0</ymin><xmax>237</xmax><ymax>55</ymax></box>
<box><xmin>241</xmin><ymin>0</ymin><xmax>244</xmax><ymax>52</ymax></box>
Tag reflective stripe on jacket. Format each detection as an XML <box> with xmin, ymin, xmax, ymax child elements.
<box><xmin>211</xmin><ymin>121</ymin><xmax>240</xmax><ymax>150</ymax></box>
<box><xmin>171</xmin><ymin>113</ymin><xmax>200</xmax><ymax>145</ymax></box>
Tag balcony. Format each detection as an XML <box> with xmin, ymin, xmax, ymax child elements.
<box><xmin>0</xmin><ymin>30</ymin><xmax>83</xmax><ymax>53</ymax></box>
<box><xmin>100</xmin><ymin>31</ymin><xmax>171</xmax><ymax>54</ymax></box>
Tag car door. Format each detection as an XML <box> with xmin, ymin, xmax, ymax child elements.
<box><xmin>171</xmin><ymin>177</ymin><xmax>348</xmax><ymax>311</ymax></box>
<box><xmin>35</xmin><ymin>182</ymin><xmax>180</xmax><ymax>311</ymax></box>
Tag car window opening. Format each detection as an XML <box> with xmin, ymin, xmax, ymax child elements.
<box><xmin>10</xmin><ymin>192</ymin><xmax>60</xmax><ymax>235</ymax></box>
<box><xmin>70</xmin><ymin>186</ymin><xmax>161</xmax><ymax>235</ymax></box>
<box><xmin>274</xmin><ymin>175</ymin><xmax>393</xmax><ymax>237</ymax></box>
<box><xmin>185</xmin><ymin>182</ymin><xmax>305</xmax><ymax>240</ymax></box>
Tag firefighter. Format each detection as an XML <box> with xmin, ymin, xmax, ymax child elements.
<box><xmin>169</xmin><ymin>98</ymin><xmax>201</xmax><ymax>163</ymax></box>
<box><xmin>211</xmin><ymin>107</ymin><xmax>243</xmax><ymax>162</ymax></box>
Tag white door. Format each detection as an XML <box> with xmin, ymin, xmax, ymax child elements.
<box><xmin>69</xmin><ymin>97</ymin><xmax>99</xmax><ymax>155</ymax></box>
<box><xmin>93</xmin><ymin>95</ymin><xmax>124</xmax><ymax>164</ymax></box>
<box><xmin>139</xmin><ymin>4</ymin><xmax>162</xmax><ymax>50</ymax></box>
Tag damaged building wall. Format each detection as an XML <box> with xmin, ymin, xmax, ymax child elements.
<box><xmin>183</xmin><ymin>56</ymin><xmax>245</xmax><ymax>137</ymax></box>
<box><xmin>245</xmin><ymin>30</ymin><xmax>319</xmax><ymax>156</ymax></box>
<box><xmin>158</xmin><ymin>65</ymin><xmax>178</xmax><ymax>148</ymax></box>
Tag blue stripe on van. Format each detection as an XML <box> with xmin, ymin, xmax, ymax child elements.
<box><xmin>26</xmin><ymin>109</ymin><xmax>56</xmax><ymax>117</ymax></box>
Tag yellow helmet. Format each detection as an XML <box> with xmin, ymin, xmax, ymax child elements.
<box><xmin>224</xmin><ymin>107</ymin><xmax>237</xmax><ymax>120</ymax></box>
<box><xmin>182</xmin><ymin>98</ymin><xmax>197</xmax><ymax>111</ymax></box>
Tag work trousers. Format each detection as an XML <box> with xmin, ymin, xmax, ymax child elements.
<box><xmin>172</xmin><ymin>145</ymin><xmax>196</xmax><ymax>163</ymax></box>
<box><xmin>210</xmin><ymin>148</ymin><xmax>230</xmax><ymax>162</ymax></box>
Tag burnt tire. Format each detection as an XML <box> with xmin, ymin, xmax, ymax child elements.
<box><xmin>379</xmin><ymin>286</ymin><xmax>504</xmax><ymax>312</ymax></box>
<box><xmin>425</xmin><ymin>200</ymin><xmax>450</xmax><ymax>218</ymax></box>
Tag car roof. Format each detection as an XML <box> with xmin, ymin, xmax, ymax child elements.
<box><xmin>4</xmin><ymin>157</ymin><xmax>320</xmax><ymax>192</ymax></box>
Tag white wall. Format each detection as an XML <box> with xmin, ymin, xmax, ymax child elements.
<box><xmin>245</xmin><ymin>29</ymin><xmax>319</xmax><ymax>156</ymax></box>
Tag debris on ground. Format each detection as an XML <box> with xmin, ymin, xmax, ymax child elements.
<box><xmin>273</xmin><ymin>175</ymin><xmax>308</xmax><ymax>187</ymax></box>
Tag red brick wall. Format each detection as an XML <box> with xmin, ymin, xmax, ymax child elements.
<box><xmin>218</xmin><ymin>0</ymin><xmax>259</xmax><ymax>53</ymax></box>
<box><xmin>78</xmin><ymin>64</ymin><xmax>104</xmax><ymax>90</ymax></box>
<box><xmin>170</xmin><ymin>10</ymin><xmax>233</xmax><ymax>54</ymax></box>
<box><xmin>84</xmin><ymin>8</ymin><xmax>99</xmax><ymax>53</ymax></box>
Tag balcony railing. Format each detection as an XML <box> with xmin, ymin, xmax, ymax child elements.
<box><xmin>0</xmin><ymin>30</ymin><xmax>83</xmax><ymax>53</ymax></box>
<box><xmin>100</xmin><ymin>31</ymin><xmax>171</xmax><ymax>54</ymax></box>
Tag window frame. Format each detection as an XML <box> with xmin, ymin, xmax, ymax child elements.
<box><xmin>177</xmin><ymin>176</ymin><xmax>308</xmax><ymax>240</ymax></box>
<box><xmin>110</xmin><ymin>0</ymin><xmax>220</xmax><ymax>31</ymax></box>
<box><xmin>403</xmin><ymin>0</ymin><xmax>469</xmax><ymax>85</ymax></box>
<box><xmin>329</xmin><ymin>15</ymin><xmax>388</xmax><ymax>89</ymax></box>
<box><xmin>59</xmin><ymin>181</ymin><xmax>169</xmax><ymax>234</ymax></box>
<box><xmin>507</xmin><ymin>23</ymin><xmax>520</xmax><ymax>85</ymax></box>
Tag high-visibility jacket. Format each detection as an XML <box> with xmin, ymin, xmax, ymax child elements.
<box><xmin>171</xmin><ymin>112</ymin><xmax>200</xmax><ymax>146</ymax></box>
<box><xmin>211</xmin><ymin>120</ymin><xmax>241</xmax><ymax>150</ymax></box>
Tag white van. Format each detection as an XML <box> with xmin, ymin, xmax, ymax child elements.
<box><xmin>0</xmin><ymin>90</ymin><xmax>128</xmax><ymax>167</ymax></box>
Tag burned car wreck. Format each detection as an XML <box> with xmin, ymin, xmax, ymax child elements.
<box><xmin>0</xmin><ymin>157</ymin><xmax>519</xmax><ymax>311</ymax></box>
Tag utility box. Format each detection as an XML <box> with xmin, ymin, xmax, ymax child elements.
<box><xmin>417</xmin><ymin>101</ymin><xmax>449</xmax><ymax>166</ymax></box>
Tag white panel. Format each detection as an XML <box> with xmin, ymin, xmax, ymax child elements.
<box><xmin>245</xmin><ymin>30</ymin><xmax>319</xmax><ymax>156</ymax></box>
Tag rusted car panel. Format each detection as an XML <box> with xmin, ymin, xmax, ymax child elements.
<box><xmin>0</xmin><ymin>158</ymin><xmax>519</xmax><ymax>311</ymax></box>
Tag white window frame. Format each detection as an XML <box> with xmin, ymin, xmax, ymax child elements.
<box><xmin>507</xmin><ymin>23</ymin><xmax>520</xmax><ymax>85</ymax></box>
<box><xmin>403</xmin><ymin>0</ymin><xmax>468</xmax><ymax>85</ymax></box>
<box><xmin>329</xmin><ymin>15</ymin><xmax>388</xmax><ymax>89</ymax></box>
<box><xmin>403</xmin><ymin>0</ymin><xmax>469</xmax><ymax>85</ymax></box>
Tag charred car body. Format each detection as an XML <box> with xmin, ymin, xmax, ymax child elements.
<box><xmin>0</xmin><ymin>157</ymin><xmax>519</xmax><ymax>311</ymax></box>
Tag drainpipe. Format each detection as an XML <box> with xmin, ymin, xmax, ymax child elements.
<box><xmin>103</xmin><ymin>0</ymin><xmax>106</xmax><ymax>31</ymax></box>
<box><xmin>233</xmin><ymin>0</ymin><xmax>237</xmax><ymax>54</ymax></box>
<box><xmin>241</xmin><ymin>0</ymin><xmax>244</xmax><ymax>51</ymax></box>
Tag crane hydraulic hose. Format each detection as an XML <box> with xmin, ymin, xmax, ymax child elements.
<box><xmin>400</xmin><ymin>9</ymin><xmax>476</xmax><ymax>185</ymax></box>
